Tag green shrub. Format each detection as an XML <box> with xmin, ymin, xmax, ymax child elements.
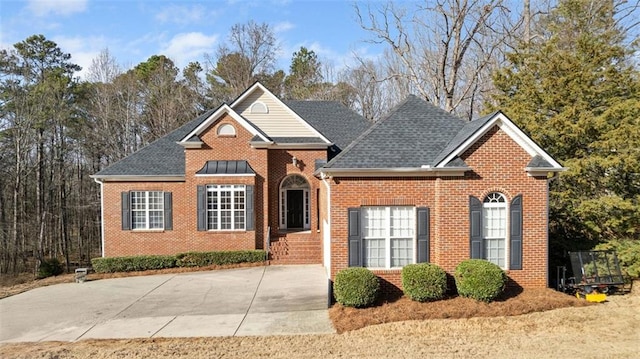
<box><xmin>402</xmin><ymin>263</ymin><xmax>447</xmax><ymax>302</ymax></box>
<box><xmin>91</xmin><ymin>255</ymin><xmax>177</xmax><ymax>273</ymax></box>
<box><xmin>37</xmin><ymin>258</ymin><xmax>64</xmax><ymax>279</ymax></box>
<box><xmin>595</xmin><ymin>239</ymin><xmax>640</xmax><ymax>278</ymax></box>
<box><xmin>333</xmin><ymin>267</ymin><xmax>379</xmax><ymax>307</ymax></box>
<box><xmin>175</xmin><ymin>250</ymin><xmax>265</xmax><ymax>267</ymax></box>
<box><xmin>454</xmin><ymin>259</ymin><xmax>507</xmax><ymax>302</ymax></box>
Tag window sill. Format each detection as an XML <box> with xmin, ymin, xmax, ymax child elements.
<box><xmin>131</xmin><ymin>229</ymin><xmax>165</xmax><ymax>233</ymax></box>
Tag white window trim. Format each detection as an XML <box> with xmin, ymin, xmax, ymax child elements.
<box><xmin>217</xmin><ymin>123</ymin><xmax>236</xmax><ymax>136</ymax></box>
<box><xmin>206</xmin><ymin>184</ymin><xmax>246</xmax><ymax>231</ymax></box>
<box><xmin>363</xmin><ymin>206</ymin><xmax>416</xmax><ymax>269</ymax></box>
<box><xmin>482</xmin><ymin>193</ymin><xmax>509</xmax><ymax>270</ymax></box>
<box><xmin>279</xmin><ymin>175</ymin><xmax>311</xmax><ymax>230</ymax></box>
<box><xmin>250</xmin><ymin>101</ymin><xmax>269</xmax><ymax>114</ymax></box>
<box><xmin>131</xmin><ymin>191</ymin><xmax>164</xmax><ymax>230</ymax></box>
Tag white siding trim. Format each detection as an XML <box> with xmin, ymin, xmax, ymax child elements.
<box><xmin>435</xmin><ymin>112</ymin><xmax>564</xmax><ymax>170</ymax></box>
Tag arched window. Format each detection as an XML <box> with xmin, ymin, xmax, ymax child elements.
<box><xmin>250</xmin><ymin>102</ymin><xmax>268</xmax><ymax>114</ymax></box>
<box><xmin>280</xmin><ymin>174</ymin><xmax>310</xmax><ymax>230</ymax></box>
<box><xmin>217</xmin><ymin>124</ymin><xmax>236</xmax><ymax>136</ymax></box>
<box><xmin>482</xmin><ymin>192</ymin><xmax>507</xmax><ymax>268</ymax></box>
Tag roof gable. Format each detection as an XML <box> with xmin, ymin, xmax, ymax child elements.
<box><xmin>230</xmin><ymin>82</ymin><xmax>330</xmax><ymax>143</ymax></box>
<box><xmin>434</xmin><ymin>111</ymin><xmax>564</xmax><ymax>171</ymax></box>
<box><xmin>178</xmin><ymin>103</ymin><xmax>270</xmax><ymax>145</ymax></box>
<box><xmin>318</xmin><ymin>96</ymin><xmax>564</xmax><ymax>176</ymax></box>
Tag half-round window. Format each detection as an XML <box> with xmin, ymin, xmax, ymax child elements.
<box><xmin>217</xmin><ymin>124</ymin><xmax>236</xmax><ymax>136</ymax></box>
<box><xmin>484</xmin><ymin>192</ymin><xmax>506</xmax><ymax>203</ymax></box>
<box><xmin>250</xmin><ymin>102</ymin><xmax>269</xmax><ymax>114</ymax></box>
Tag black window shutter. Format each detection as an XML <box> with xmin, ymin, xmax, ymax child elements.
<box><xmin>510</xmin><ymin>195</ymin><xmax>523</xmax><ymax>270</ymax></box>
<box><xmin>121</xmin><ymin>192</ymin><xmax>130</xmax><ymax>230</ymax></box>
<box><xmin>246</xmin><ymin>185</ymin><xmax>254</xmax><ymax>230</ymax></box>
<box><xmin>164</xmin><ymin>192</ymin><xmax>173</xmax><ymax>230</ymax></box>
<box><xmin>469</xmin><ymin>196</ymin><xmax>483</xmax><ymax>259</ymax></box>
<box><xmin>348</xmin><ymin>208</ymin><xmax>362</xmax><ymax>267</ymax></box>
<box><xmin>197</xmin><ymin>185</ymin><xmax>206</xmax><ymax>231</ymax></box>
<box><xmin>417</xmin><ymin>207</ymin><xmax>430</xmax><ymax>263</ymax></box>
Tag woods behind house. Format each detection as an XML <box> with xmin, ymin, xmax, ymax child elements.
<box><xmin>1</xmin><ymin>0</ymin><xmax>638</xmax><ymax>277</ymax></box>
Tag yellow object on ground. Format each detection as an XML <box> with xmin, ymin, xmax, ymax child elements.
<box><xmin>577</xmin><ymin>292</ymin><xmax>607</xmax><ymax>303</ymax></box>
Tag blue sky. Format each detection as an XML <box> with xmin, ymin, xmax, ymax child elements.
<box><xmin>1</xmin><ymin>0</ymin><xmax>384</xmax><ymax>79</ymax></box>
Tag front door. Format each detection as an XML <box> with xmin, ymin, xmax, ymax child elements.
<box><xmin>287</xmin><ymin>190</ymin><xmax>304</xmax><ymax>229</ymax></box>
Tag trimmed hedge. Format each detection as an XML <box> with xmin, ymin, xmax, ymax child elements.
<box><xmin>91</xmin><ymin>250</ymin><xmax>266</xmax><ymax>273</ymax></box>
<box><xmin>92</xmin><ymin>255</ymin><xmax>177</xmax><ymax>273</ymax></box>
<box><xmin>175</xmin><ymin>250</ymin><xmax>266</xmax><ymax>267</ymax></box>
<box><xmin>333</xmin><ymin>267</ymin><xmax>379</xmax><ymax>308</ymax></box>
<box><xmin>402</xmin><ymin>263</ymin><xmax>447</xmax><ymax>302</ymax></box>
<box><xmin>454</xmin><ymin>259</ymin><xmax>507</xmax><ymax>302</ymax></box>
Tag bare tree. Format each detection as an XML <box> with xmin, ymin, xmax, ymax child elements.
<box><xmin>207</xmin><ymin>21</ymin><xmax>279</xmax><ymax>100</ymax></box>
<box><xmin>340</xmin><ymin>59</ymin><xmax>391</xmax><ymax>121</ymax></box>
<box><xmin>355</xmin><ymin>0</ymin><xmax>512</xmax><ymax>119</ymax></box>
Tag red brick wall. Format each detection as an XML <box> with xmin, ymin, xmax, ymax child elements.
<box><xmin>328</xmin><ymin>125</ymin><xmax>550</xmax><ymax>290</ymax></box>
<box><xmin>102</xmin><ymin>113</ymin><xmax>324</xmax><ymax>264</ymax></box>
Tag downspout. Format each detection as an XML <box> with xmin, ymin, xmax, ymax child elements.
<box><xmin>93</xmin><ymin>178</ymin><xmax>105</xmax><ymax>257</ymax></box>
<box><xmin>320</xmin><ymin>172</ymin><xmax>331</xmax><ymax>278</ymax></box>
<box><xmin>546</xmin><ymin>171</ymin><xmax>559</xmax><ymax>287</ymax></box>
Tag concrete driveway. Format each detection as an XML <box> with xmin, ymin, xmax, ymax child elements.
<box><xmin>0</xmin><ymin>265</ymin><xmax>334</xmax><ymax>343</ymax></box>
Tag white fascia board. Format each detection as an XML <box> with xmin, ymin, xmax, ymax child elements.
<box><xmin>177</xmin><ymin>141</ymin><xmax>204</xmax><ymax>149</ymax></box>
<box><xmin>436</xmin><ymin>112</ymin><xmax>564</xmax><ymax>170</ymax></box>
<box><xmin>230</xmin><ymin>82</ymin><xmax>332</xmax><ymax>144</ymax></box>
<box><xmin>525</xmin><ymin>167</ymin><xmax>568</xmax><ymax>176</ymax></box>
<box><xmin>179</xmin><ymin>104</ymin><xmax>269</xmax><ymax>143</ymax></box>
<box><xmin>89</xmin><ymin>175</ymin><xmax>185</xmax><ymax>182</ymax></box>
<box><xmin>251</xmin><ymin>142</ymin><xmax>332</xmax><ymax>150</ymax></box>
<box><xmin>315</xmin><ymin>167</ymin><xmax>468</xmax><ymax>178</ymax></box>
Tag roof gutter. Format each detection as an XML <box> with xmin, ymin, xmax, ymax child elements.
<box><xmin>89</xmin><ymin>175</ymin><xmax>185</xmax><ymax>182</ymax></box>
<box><xmin>525</xmin><ymin>166</ymin><xmax>568</xmax><ymax>177</ymax></box>
<box><xmin>315</xmin><ymin>166</ymin><xmax>469</xmax><ymax>178</ymax></box>
<box><xmin>251</xmin><ymin>142</ymin><xmax>332</xmax><ymax>149</ymax></box>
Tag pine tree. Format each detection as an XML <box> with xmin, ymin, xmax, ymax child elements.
<box><xmin>491</xmin><ymin>0</ymin><xmax>640</xmax><ymax>260</ymax></box>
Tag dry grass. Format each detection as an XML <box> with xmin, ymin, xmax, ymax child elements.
<box><xmin>0</xmin><ymin>274</ymin><xmax>638</xmax><ymax>359</ymax></box>
<box><xmin>329</xmin><ymin>287</ymin><xmax>593</xmax><ymax>333</ymax></box>
<box><xmin>1</xmin><ymin>291</ymin><xmax>638</xmax><ymax>359</ymax></box>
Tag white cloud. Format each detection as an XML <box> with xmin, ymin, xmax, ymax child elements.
<box><xmin>159</xmin><ymin>32</ymin><xmax>218</xmax><ymax>69</ymax></box>
<box><xmin>53</xmin><ymin>35</ymin><xmax>110</xmax><ymax>80</ymax></box>
<box><xmin>26</xmin><ymin>0</ymin><xmax>88</xmax><ymax>17</ymax></box>
<box><xmin>155</xmin><ymin>4</ymin><xmax>207</xmax><ymax>25</ymax></box>
<box><xmin>273</xmin><ymin>21</ymin><xmax>295</xmax><ymax>34</ymax></box>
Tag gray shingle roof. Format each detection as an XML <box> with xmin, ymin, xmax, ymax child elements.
<box><xmin>527</xmin><ymin>155</ymin><xmax>553</xmax><ymax>168</ymax></box>
<box><xmin>93</xmin><ymin>109</ymin><xmax>216</xmax><ymax>177</ymax></box>
<box><xmin>431</xmin><ymin>111</ymin><xmax>498</xmax><ymax>166</ymax></box>
<box><xmin>324</xmin><ymin>95</ymin><xmax>471</xmax><ymax>169</ymax></box>
<box><xmin>285</xmin><ymin>101</ymin><xmax>371</xmax><ymax>151</ymax></box>
<box><xmin>94</xmin><ymin>101</ymin><xmax>369</xmax><ymax>178</ymax></box>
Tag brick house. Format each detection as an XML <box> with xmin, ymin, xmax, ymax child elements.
<box><xmin>92</xmin><ymin>82</ymin><xmax>564</xmax><ymax>290</ymax></box>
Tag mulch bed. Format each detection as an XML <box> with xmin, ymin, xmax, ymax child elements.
<box><xmin>329</xmin><ymin>287</ymin><xmax>593</xmax><ymax>333</ymax></box>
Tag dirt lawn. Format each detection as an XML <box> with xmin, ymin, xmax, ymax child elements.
<box><xmin>2</xmin><ymin>284</ymin><xmax>639</xmax><ymax>358</ymax></box>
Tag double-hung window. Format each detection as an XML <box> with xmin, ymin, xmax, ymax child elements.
<box><xmin>362</xmin><ymin>206</ymin><xmax>415</xmax><ymax>268</ymax></box>
<box><xmin>206</xmin><ymin>185</ymin><xmax>246</xmax><ymax>230</ymax></box>
<box><xmin>470</xmin><ymin>192</ymin><xmax>522</xmax><ymax>270</ymax></box>
<box><xmin>130</xmin><ymin>191</ymin><xmax>164</xmax><ymax>230</ymax></box>
<box><xmin>483</xmin><ymin>193</ymin><xmax>507</xmax><ymax>268</ymax></box>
